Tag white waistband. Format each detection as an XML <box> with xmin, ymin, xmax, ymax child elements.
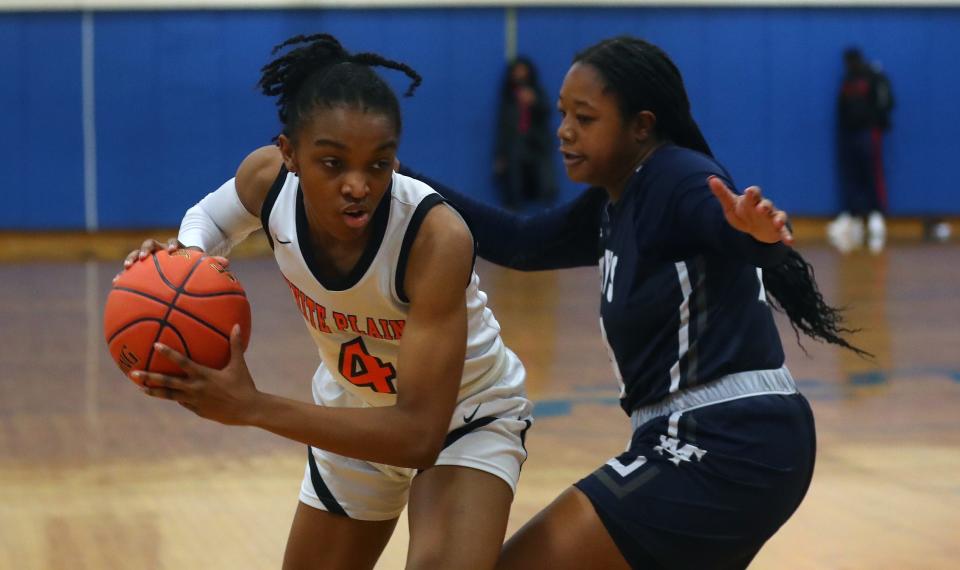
<box><xmin>630</xmin><ymin>366</ymin><xmax>797</xmax><ymax>430</ymax></box>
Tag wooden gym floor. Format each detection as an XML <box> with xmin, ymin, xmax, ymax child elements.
<box><xmin>0</xmin><ymin>227</ymin><xmax>958</xmax><ymax>569</ymax></box>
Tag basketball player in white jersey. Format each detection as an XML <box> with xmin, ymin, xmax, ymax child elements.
<box><xmin>122</xmin><ymin>34</ymin><xmax>532</xmax><ymax>570</ymax></box>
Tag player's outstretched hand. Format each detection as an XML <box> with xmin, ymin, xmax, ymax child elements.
<box><xmin>708</xmin><ymin>176</ymin><xmax>794</xmax><ymax>246</ymax></box>
<box><xmin>132</xmin><ymin>325</ymin><xmax>259</xmax><ymax>426</ymax></box>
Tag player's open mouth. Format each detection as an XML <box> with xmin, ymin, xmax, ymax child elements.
<box><xmin>561</xmin><ymin>151</ymin><xmax>585</xmax><ymax>167</ymax></box>
<box><xmin>342</xmin><ymin>208</ymin><xmax>370</xmax><ymax>229</ymax></box>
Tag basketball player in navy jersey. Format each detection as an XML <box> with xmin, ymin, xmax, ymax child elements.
<box><xmin>404</xmin><ymin>37</ymin><xmax>868</xmax><ymax>569</ymax></box>
<box><xmin>121</xmin><ymin>34</ymin><xmax>532</xmax><ymax>570</ymax></box>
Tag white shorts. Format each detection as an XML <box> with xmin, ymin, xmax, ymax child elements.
<box><xmin>298</xmin><ymin>358</ymin><xmax>533</xmax><ymax>521</ymax></box>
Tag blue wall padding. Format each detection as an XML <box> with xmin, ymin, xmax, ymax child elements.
<box><xmin>517</xmin><ymin>8</ymin><xmax>960</xmax><ymax>215</ymax></box>
<box><xmin>3</xmin><ymin>8</ymin><xmax>959</xmax><ymax>228</ymax></box>
<box><xmin>1</xmin><ymin>13</ymin><xmax>86</xmax><ymax>229</ymax></box>
<box><xmin>93</xmin><ymin>9</ymin><xmax>504</xmax><ymax>228</ymax></box>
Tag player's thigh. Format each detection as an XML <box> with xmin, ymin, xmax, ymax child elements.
<box><xmin>282</xmin><ymin>501</ymin><xmax>398</xmax><ymax>570</ymax></box>
<box><xmin>406</xmin><ymin>465</ymin><xmax>514</xmax><ymax>570</ymax></box>
<box><xmin>496</xmin><ymin>486</ymin><xmax>631</xmax><ymax>570</ymax></box>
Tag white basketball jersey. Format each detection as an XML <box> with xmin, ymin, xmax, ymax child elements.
<box><xmin>262</xmin><ymin>168</ymin><xmax>515</xmax><ymax>407</ymax></box>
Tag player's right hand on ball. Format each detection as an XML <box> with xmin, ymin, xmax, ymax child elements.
<box><xmin>122</xmin><ymin>237</ymin><xmax>186</xmax><ymax>270</ymax></box>
<box><xmin>116</xmin><ymin>239</ymin><xmax>228</xmax><ymax>285</ymax></box>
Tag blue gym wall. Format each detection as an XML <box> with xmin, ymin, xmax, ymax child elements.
<box><xmin>1</xmin><ymin>13</ymin><xmax>85</xmax><ymax>228</ymax></box>
<box><xmin>2</xmin><ymin>7</ymin><xmax>958</xmax><ymax>229</ymax></box>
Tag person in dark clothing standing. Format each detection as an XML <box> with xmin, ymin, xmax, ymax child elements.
<box><xmin>404</xmin><ymin>36</ymin><xmax>868</xmax><ymax>570</ymax></box>
<box><xmin>494</xmin><ymin>57</ymin><xmax>557</xmax><ymax>210</ymax></box>
<box><xmin>829</xmin><ymin>47</ymin><xmax>895</xmax><ymax>252</ymax></box>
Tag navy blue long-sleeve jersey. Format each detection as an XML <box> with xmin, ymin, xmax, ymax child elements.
<box><xmin>402</xmin><ymin>144</ymin><xmax>789</xmax><ymax>413</ymax></box>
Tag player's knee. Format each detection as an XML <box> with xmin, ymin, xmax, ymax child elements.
<box><xmin>406</xmin><ymin>545</ymin><xmax>495</xmax><ymax>570</ymax></box>
<box><xmin>405</xmin><ymin>550</ymin><xmax>445</xmax><ymax>570</ymax></box>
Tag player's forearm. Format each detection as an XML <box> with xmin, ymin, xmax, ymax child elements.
<box><xmin>246</xmin><ymin>393</ymin><xmax>444</xmax><ymax>469</ymax></box>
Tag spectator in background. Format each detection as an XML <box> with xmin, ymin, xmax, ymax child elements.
<box><xmin>828</xmin><ymin>47</ymin><xmax>895</xmax><ymax>253</ymax></box>
<box><xmin>494</xmin><ymin>57</ymin><xmax>557</xmax><ymax>210</ymax></box>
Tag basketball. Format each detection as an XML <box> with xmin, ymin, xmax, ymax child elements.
<box><xmin>104</xmin><ymin>249</ymin><xmax>252</xmax><ymax>383</ymax></box>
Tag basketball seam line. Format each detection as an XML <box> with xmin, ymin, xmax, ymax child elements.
<box><xmin>110</xmin><ymin>287</ymin><xmax>233</xmax><ymax>340</ymax></box>
<box><xmin>150</xmin><ymin>255</ymin><xmax>247</xmax><ymax>298</ymax></box>
<box><xmin>177</xmin><ymin>290</ymin><xmax>248</xmax><ymax>299</ymax></box>
<box><xmin>152</xmin><ymin>252</ymin><xmax>182</xmax><ymax>293</ymax></box>
<box><xmin>164</xmin><ymin>323</ymin><xmax>191</xmax><ymax>361</ymax></box>
<box><xmin>146</xmin><ymin>254</ymin><xmax>206</xmax><ymax>371</ymax></box>
<box><xmin>110</xmin><ymin>287</ymin><xmax>233</xmax><ymax>343</ymax></box>
<box><xmin>107</xmin><ymin>317</ymin><xmax>167</xmax><ymax>345</ymax></box>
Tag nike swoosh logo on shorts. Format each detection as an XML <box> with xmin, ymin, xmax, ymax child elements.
<box><xmin>463</xmin><ymin>404</ymin><xmax>481</xmax><ymax>423</ymax></box>
<box><xmin>275</xmin><ymin>235</ymin><xmax>292</xmax><ymax>245</ymax></box>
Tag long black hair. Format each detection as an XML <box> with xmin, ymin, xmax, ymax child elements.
<box><xmin>575</xmin><ymin>37</ymin><xmax>713</xmax><ymax>159</ymax></box>
<box><xmin>576</xmin><ymin>36</ymin><xmax>869</xmax><ymax>357</ymax></box>
<box><xmin>258</xmin><ymin>33</ymin><xmax>422</xmax><ymax>140</ymax></box>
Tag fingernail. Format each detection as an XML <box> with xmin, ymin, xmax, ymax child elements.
<box><xmin>154</xmin><ymin>343</ymin><xmax>164</xmax><ymax>350</ymax></box>
<box><xmin>139</xmin><ymin>252</ymin><xmax>146</xmax><ymax>259</ymax></box>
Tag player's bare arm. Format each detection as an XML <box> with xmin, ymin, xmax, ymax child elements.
<box><xmin>244</xmin><ymin>204</ymin><xmax>472</xmax><ymax>467</ymax></box>
<box><xmin>389</xmin><ymin>204</ymin><xmax>474</xmax><ymax>462</ymax></box>
<box><xmin>137</xmin><ymin>202</ymin><xmax>475</xmax><ymax>469</ymax></box>
<box><xmin>234</xmin><ymin>144</ymin><xmax>284</xmax><ymax>217</ymax></box>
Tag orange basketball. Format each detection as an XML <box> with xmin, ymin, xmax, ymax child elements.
<box><xmin>104</xmin><ymin>249</ymin><xmax>252</xmax><ymax>384</ymax></box>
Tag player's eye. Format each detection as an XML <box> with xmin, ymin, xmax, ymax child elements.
<box><xmin>320</xmin><ymin>157</ymin><xmax>342</xmax><ymax>169</ymax></box>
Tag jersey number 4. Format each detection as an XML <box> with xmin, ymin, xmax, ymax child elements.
<box><xmin>338</xmin><ymin>337</ymin><xmax>397</xmax><ymax>394</ymax></box>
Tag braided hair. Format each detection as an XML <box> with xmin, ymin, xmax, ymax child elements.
<box><xmin>577</xmin><ymin>36</ymin><xmax>869</xmax><ymax>357</ymax></box>
<box><xmin>574</xmin><ymin>37</ymin><xmax>713</xmax><ymax>158</ymax></box>
<box><xmin>258</xmin><ymin>33</ymin><xmax>422</xmax><ymax>140</ymax></box>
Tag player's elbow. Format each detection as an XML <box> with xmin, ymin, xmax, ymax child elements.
<box><xmin>409</xmin><ymin>447</ymin><xmax>443</xmax><ymax>471</ymax></box>
<box><xmin>401</xmin><ymin>425</ymin><xmax>446</xmax><ymax>470</ymax></box>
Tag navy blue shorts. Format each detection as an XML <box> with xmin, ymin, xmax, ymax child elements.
<box><xmin>575</xmin><ymin>393</ymin><xmax>816</xmax><ymax>570</ymax></box>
